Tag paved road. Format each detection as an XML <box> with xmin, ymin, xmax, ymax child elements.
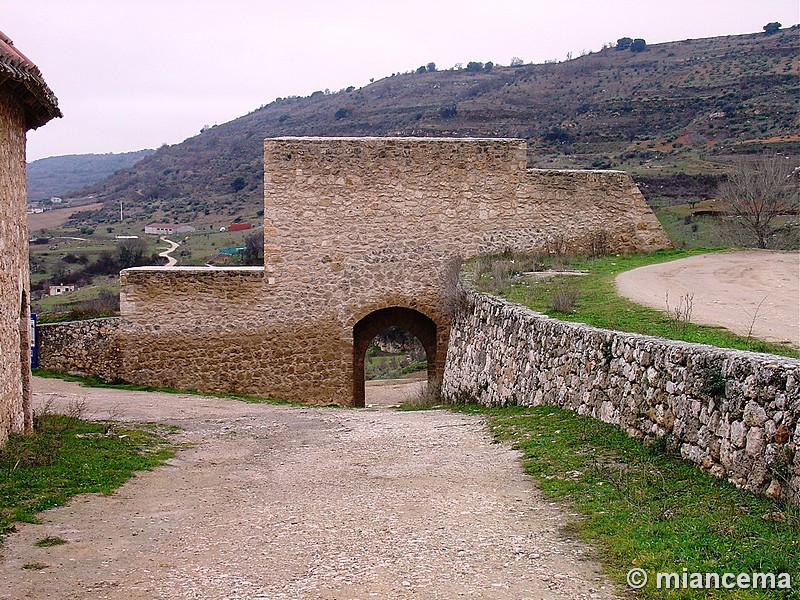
<box><xmin>0</xmin><ymin>377</ymin><xmax>619</xmax><ymax>600</ymax></box>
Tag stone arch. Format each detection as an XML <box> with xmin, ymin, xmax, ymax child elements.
<box><xmin>352</xmin><ymin>307</ymin><xmax>438</xmax><ymax>408</ymax></box>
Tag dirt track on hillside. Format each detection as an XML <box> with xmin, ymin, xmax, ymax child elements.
<box><xmin>616</xmin><ymin>250</ymin><xmax>799</xmax><ymax>346</ymax></box>
<box><xmin>0</xmin><ymin>377</ymin><xmax>619</xmax><ymax>599</ymax></box>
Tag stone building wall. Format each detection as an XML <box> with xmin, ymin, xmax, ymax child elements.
<box><xmin>36</xmin><ymin>318</ymin><xmax>122</xmax><ymax>382</ymax></box>
<box><xmin>442</xmin><ymin>291</ymin><xmax>800</xmax><ymax>506</ymax></box>
<box><xmin>0</xmin><ymin>86</ymin><xmax>31</xmax><ymax>447</ymax></box>
<box><xmin>119</xmin><ymin>137</ymin><xmax>670</xmax><ymax>406</ymax></box>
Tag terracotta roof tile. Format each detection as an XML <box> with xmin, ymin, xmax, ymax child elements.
<box><xmin>0</xmin><ymin>30</ymin><xmax>61</xmax><ymax>130</ymax></box>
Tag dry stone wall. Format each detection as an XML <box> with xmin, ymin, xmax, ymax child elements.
<box><xmin>36</xmin><ymin>318</ymin><xmax>121</xmax><ymax>382</ymax></box>
<box><xmin>442</xmin><ymin>291</ymin><xmax>800</xmax><ymax>506</ymax></box>
<box><xmin>0</xmin><ymin>87</ymin><xmax>31</xmax><ymax>447</ymax></box>
<box><xmin>118</xmin><ymin>137</ymin><xmax>670</xmax><ymax>406</ymax></box>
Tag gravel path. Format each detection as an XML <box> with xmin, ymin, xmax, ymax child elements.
<box><xmin>0</xmin><ymin>377</ymin><xmax>620</xmax><ymax>599</ymax></box>
<box><xmin>616</xmin><ymin>250</ymin><xmax>799</xmax><ymax>346</ymax></box>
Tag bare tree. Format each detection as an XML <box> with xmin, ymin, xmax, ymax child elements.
<box><xmin>717</xmin><ymin>154</ymin><xmax>799</xmax><ymax>249</ymax></box>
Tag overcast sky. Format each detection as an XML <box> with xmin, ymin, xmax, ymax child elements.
<box><xmin>4</xmin><ymin>0</ymin><xmax>798</xmax><ymax>162</ymax></box>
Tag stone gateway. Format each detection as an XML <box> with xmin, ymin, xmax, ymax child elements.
<box><xmin>120</xmin><ymin>137</ymin><xmax>670</xmax><ymax>406</ymax></box>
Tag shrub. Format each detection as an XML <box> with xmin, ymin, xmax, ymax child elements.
<box><xmin>550</xmin><ymin>285</ymin><xmax>579</xmax><ymax>313</ymax></box>
<box><xmin>438</xmin><ymin>105</ymin><xmax>457</xmax><ymax>119</ymax></box>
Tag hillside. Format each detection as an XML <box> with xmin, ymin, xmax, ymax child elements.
<box><xmin>26</xmin><ymin>149</ymin><xmax>155</xmax><ymax>202</ymax></box>
<box><xmin>66</xmin><ymin>27</ymin><xmax>798</xmax><ymax>226</ymax></box>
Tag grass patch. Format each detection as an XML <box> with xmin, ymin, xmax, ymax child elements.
<box><xmin>0</xmin><ymin>412</ymin><xmax>175</xmax><ymax>540</ymax></box>
<box><xmin>34</xmin><ymin>535</ymin><xmax>67</xmax><ymax>547</ymax></box>
<box><xmin>455</xmin><ymin>403</ymin><xmax>799</xmax><ymax>599</ymax></box>
<box><xmin>31</xmin><ymin>369</ymin><xmax>295</xmax><ymax>406</ymax></box>
<box><xmin>467</xmin><ymin>248</ymin><xmax>799</xmax><ymax>358</ymax></box>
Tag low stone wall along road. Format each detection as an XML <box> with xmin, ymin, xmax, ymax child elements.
<box><xmin>0</xmin><ymin>377</ymin><xmax>619</xmax><ymax>599</ymax></box>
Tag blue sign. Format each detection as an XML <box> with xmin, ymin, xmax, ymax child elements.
<box><xmin>30</xmin><ymin>312</ymin><xmax>37</xmax><ymax>368</ymax></box>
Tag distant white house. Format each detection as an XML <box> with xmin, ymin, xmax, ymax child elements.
<box><xmin>144</xmin><ymin>223</ymin><xmax>196</xmax><ymax>236</ymax></box>
<box><xmin>49</xmin><ymin>284</ymin><xmax>75</xmax><ymax>296</ymax></box>
<box><xmin>49</xmin><ymin>196</ymin><xmax>63</xmax><ymax>204</ymax></box>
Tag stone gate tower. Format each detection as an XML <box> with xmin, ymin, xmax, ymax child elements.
<box><xmin>120</xmin><ymin>137</ymin><xmax>669</xmax><ymax>406</ymax></box>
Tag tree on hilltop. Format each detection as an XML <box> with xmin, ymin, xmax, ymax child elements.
<box><xmin>763</xmin><ymin>22</ymin><xmax>781</xmax><ymax>34</ymax></box>
<box><xmin>630</xmin><ymin>38</ymin><xmax>647</xmax><ymax>52</ymax></box>
<box><xmin>616</xmin><ymin>37</ymin><xmax>633</xmax><ymax>50</ymax></box>
<box><xmin>466</xmin><ymin>61</ymin><xmax>483</xmax><ymax>72</ymax></box>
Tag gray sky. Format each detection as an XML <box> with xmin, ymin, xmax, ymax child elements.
<box><xmin>4</xmin><ymin>0</ymin><xmax>798</xmax><ymax>161</ymax></box>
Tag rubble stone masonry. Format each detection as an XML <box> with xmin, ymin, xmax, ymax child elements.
<box><xmin>0</xmin><ymin>87</ymin><xmax>31</xmax><ymax>447</ymax></box>
<box><xmin>119</xmin><ymin>137</ymin><xmax>670</xmax><ymax>405</ymax></box>
<box><xmin>36</xmin><ymin>317</ymin><xmax>121</xmax><ymax>382</ymax></box>
<box><xmin>442</xmin><ymin>291</ymin><xmax>800</xmax><ymax>506</ymax></box>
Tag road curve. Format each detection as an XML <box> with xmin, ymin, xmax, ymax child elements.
<box><xmin>157</xmin><ymin>236</ymin><xmax>180</xmax><ymax>267</ymax></box>
<box><xmin>615</xmin><ymin>250</ymin><xmax>799</xmax><ymax>346</ymax></box>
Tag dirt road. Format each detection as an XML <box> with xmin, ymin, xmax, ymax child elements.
<box><xmin>616</xmin><ymin>250</ymin><xmax>799</xmax><ymax>346</ymax></box>
<box><xmin>157</xmin><ymin>237</ymin><xmax>180</xmax><ymax>267</ymax></box>
<box><xmin>0</xmin><ymin>377</ymin><xmax>618</xmax><ymax>599</ymax></box>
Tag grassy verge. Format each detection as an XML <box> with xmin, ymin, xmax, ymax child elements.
<box><xmin>31</xmin><ymin>368</ymin><xmax>303</xmax><ymax>406</ymax></box>
<box><xmin>0</xmin><ymin>410</ymin><xmax>176</xmax><ymax>540</ymax></box>
<box><xmin>452</xmin><ymin>403</ymin><xmax>798</xmax><ymax>599</ymax></box>
<box><xmin>468</xmin><ymin>248</ymin><xmax>799</xmax><ymax>358</ymax></box>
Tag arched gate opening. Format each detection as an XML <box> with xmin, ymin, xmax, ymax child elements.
<box><xmin>352</xmin><ymin>307</ymin><xmax>438</xmax><ymax>408</ymax></box>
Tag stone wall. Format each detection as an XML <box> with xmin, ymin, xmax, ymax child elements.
<box><xmin>119</xmin><ymin>137</ymin><xmax>670</xmax><ymax>406</ymax></box>
<box><xmin>0</xmin><ymin>86</ymin><xmax>31</xmax><ymax>447</ymax></box>
<box><xmin>36</xmin><ymin>318</ymin><xmax>122</xmax><ymax>382</ymax></box>
<box><xmin>442</xmin><ymin>291</ymin><xmax>800</xmax><ymax>505</ymax></box>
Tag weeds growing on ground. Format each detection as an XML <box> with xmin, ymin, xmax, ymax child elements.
<box><xmin>549</xmin><ymin>284</ymin><xmax>579</xmax><ymax>313</ymax></box>
<box><xmin>34</xmin><ymin>535</ymin><xmax>67</xmax><ymax>547</ymax></box>
<box><xmin>398</xmin><ymin>382</ymin><xmax>446</xmax><ymax>410</ymax></box>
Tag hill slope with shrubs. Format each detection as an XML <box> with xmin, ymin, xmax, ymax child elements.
<box><xmin>61</xmin><ymin>27</ymin><xmax>798</xmax><ymax>226</ymax></box>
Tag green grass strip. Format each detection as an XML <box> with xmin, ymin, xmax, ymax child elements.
<box><xmin>0</xmin><ymin>415</ymin><xmax>175</xmax><ymax>539</ymax></box>
<box><xmin>456</xmin><ymin>403</ymin><xmax>799</xmax><ymax>599</ymax></box>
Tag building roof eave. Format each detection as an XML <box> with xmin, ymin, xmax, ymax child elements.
<box><xmin>0</xmin><ymin>31</ymin><xmax>62</xmax><ymax>130</ymax></box>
